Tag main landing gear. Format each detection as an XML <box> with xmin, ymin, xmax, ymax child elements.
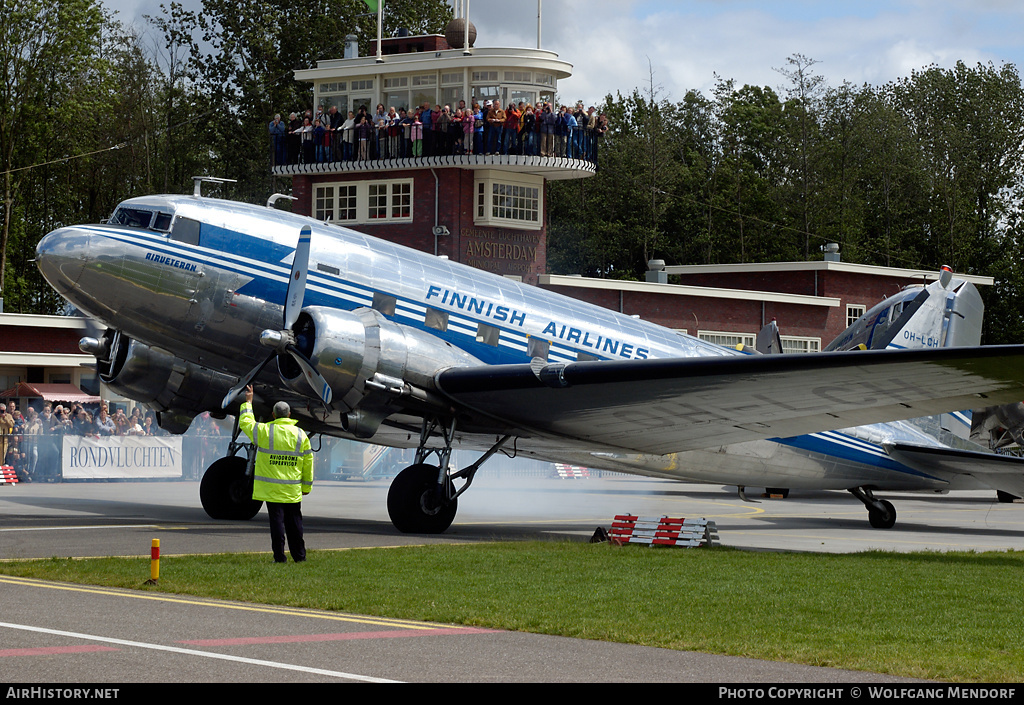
<box><xmin>849</xmin><ymin>486</ymin><xmax>896</xmax><ymax>529</ymax></box>
<box><xmin>200</xmin><ymin>414</ymin><xmax>263</xmax><ymax>520</ymax></box>
<box><xmin>387</xmin><ymin>418</ymin><xmax>510</xmax><ymax>534</ymax></box>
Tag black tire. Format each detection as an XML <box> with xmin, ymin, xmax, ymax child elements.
<box><xmin>868</xmin><ymin>499</ymin><xmax>896</xmax><ymax>529</ymax></box>
<box><xmin>997</xmin><ymin>490</ymin><xmax>1020</xmax><ymax>504</ymax></box>
<box><xmin>387</xmin><ymin>463</ymin><xmax>457</xmax><ymax>534</ymax></box>
<box><xmin>765</xmin><ymin>487</ymin><xmax>790</xmax><ymax>498</ymax></box>
<box><xmin>200</xmin><ymin>456</ymin><xmax>263</xmax><ymax>520</ymax></box>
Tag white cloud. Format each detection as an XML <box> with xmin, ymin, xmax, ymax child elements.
<box><xmin>466</xmin><ymin>0</ymin><xmax>1024</xmax><ymax>104</ymax></box>
<box><xmin>101</xmin><ymin>0</ymin><xmax>1024</xmax><ymax>105</ymax></box>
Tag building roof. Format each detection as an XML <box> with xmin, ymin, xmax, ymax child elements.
<box><xmin>0</xmin><ymin>382</ymin><xmax>99</xmax><ymax>403</ymax></box>
<box><xmin>662</xmin><ymin>261</ymin><xmax>994</xmax><ymax>286</ymax></box>
<box><xmin>0</xmin><ymin>313</ymin><xmax>88</xmax><ymax>329</ymax></box>
<box><xmin>295</xmin><ymin>46</ymin><xmax>574</xmax><ymax>82</ymax></box>
<box><xmin>539</xmin><ymin>274</ymin><xmax>841</xmax><ymax>307</ymax></box>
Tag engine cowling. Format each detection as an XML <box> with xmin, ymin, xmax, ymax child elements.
<box><xmin>283</xmin><ymin>307</ymin><xmax>483</xmax><ymax>437</ymax></box>
<box><xmin>83</xmin><ymin>329</ymin><xmax>237</xmax><ymax>432</ymax></box>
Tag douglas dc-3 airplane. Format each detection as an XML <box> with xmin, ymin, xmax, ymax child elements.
<box><xmin>34</xmin><ymin>188</ymin><xmax>1024</xmax><ymax>532</ymax></box>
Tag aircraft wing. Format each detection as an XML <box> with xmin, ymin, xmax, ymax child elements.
<box><xmin>435</xmin><ymin>345</ymin><xmax>1024</xmax><ymax>455</ymax></box>
<box><xmin>885</xmin><ymin>443</ymin><xmax>1024</xmax><ymax>497</ymax></box>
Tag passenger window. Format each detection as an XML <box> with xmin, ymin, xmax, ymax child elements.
<box><xmin>170</xmin><ymin>217</ymin><xmax>201</xmax><ymax>245</ymax></box>
<box><xmin>528</xmin><ymin>337</ymin><xmax>549</xmax><ymax>360</ymax></box>
<box><xmin>476</xmin><ymin>323</ymin><xmax>499</xmax><ymax>346</ymax></box>
<box><xmin>372</xmin><ymin>292</ymin><xmax>397</xmax><ymax>316</ymax></box>
<box><xmin>425</xmin><ymin>308</ymin><xmax>449</xmax><ymax>332</ymax></box>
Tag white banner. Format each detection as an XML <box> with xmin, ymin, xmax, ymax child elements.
<box><xmin>62</xmin><ymin>435</ymin><xmax>183</xmax><ymax>479</ymax></box>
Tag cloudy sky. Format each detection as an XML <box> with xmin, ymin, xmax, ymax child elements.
<box><xmin>105</xmin><ymin>0</ymin><xmax>1024</xmax><ymax>106</ymax></box>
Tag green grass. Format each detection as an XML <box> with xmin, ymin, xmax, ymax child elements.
<box><xmin>3</xmin><ymin>543</ymin><xmax>1023</xmax><ymax>681</ymax></box>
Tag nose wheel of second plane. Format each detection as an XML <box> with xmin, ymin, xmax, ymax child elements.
<box><xmin>849</xmin><ymin>487</ymin><xmax>897</xmax><ymax>529</ymax></box>
<box><xmin>867</xmin><ymin>499</ymin><xmax>897</xmax><ymax>529</ymax></box>
<box><xmin>387</xmin><ymin>463</ymin><xmax>458</xmax><ymax>534</ymax></box>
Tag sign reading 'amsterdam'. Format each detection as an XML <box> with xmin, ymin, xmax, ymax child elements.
<box><xmin>62</xmin><ymin>435</ymin><xmax>183</xmax><ymax>479</ymax></box>
<box><xmin>461</xmin><ymin>228</ymin><xmax>542</xmax><ymax>276</ymax></box>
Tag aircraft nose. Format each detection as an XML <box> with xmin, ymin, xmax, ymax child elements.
<box><xmin>36</xmin><ymin>226</ymin><xmax>92</xmax><ymax>299</ymax></box>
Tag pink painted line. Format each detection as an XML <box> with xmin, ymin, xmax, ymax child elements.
<box><xmin>181</xmin><ymin>626</ymin><xmax>498</xmax><ymax>646</ymax></box>
<box><xmin>0</xmin><ymin>645</ymin><xmax>119</xmax><ymax>657</ymax></box>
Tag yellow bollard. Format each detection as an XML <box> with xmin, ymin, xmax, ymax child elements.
<box><xmin>147</xmin><ymin>538</ymin><xmax>160</xmax><ymax>584</ymax></box>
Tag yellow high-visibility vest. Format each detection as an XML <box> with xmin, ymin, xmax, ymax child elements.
<box><xmin>239</xmin><ymin>402</ymin><xmax>313</xmax><ymax>503</ymax></box>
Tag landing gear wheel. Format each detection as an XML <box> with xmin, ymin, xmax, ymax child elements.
<box><xmin>765</xmin><ymin>487</ymin><xmax>790</xmax><ymax>498</ymax></box>
<box><xmin>997</xmin><ymin>490</ymin><xmax>1020</xmax><ymax>504</ymax></box>
<box><xmin>868</xmin><ymin>499</ymin><xmax>896</xmax><ymax>529</ymax></box>
<box><xmin>387</xmin><ymin>463</ymin><xmax>457</xmax><ymax>534</ymax></box>
<box><xmin>200</xmin><ymin>456</ymin><xmax>263</xmax><ymax>520</ymax></box>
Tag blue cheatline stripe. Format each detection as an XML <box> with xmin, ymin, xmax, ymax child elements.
<box><xmin>89</xmin><ymin>224</ymin><xmax>595</xmax><ymax>366</ymax></box>
<box><xmin>769</xmin><ymin>432</ymin><xmax>941</xmax><ymax>480</ymax></box>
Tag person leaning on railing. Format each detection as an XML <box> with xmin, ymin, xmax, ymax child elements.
<box><xmin>519</xmin><ymin>103</ymin><xmax>536</xmax><ymax>156</ymax></box>
<box><xmin>539</xmin><ymin>102</ymin><xmax>557</xmax><ymax>157</ymax></box>
<box><xmin>268</xmin><ymin>114</ymin><xmax>287</xmax><ymax>166</ymax></box>
<box><xmin>504</xmin><ymin>103</ymin><xmax>520</xmax><ymax>155</ymax></box>
<box><xmin>410</xmin><ymin>109</ymin><xmax>424</xmax><ymax>156</ymax></box>
<box><xmin>487</xmin><ymin>102</ymin><xmax>505</xmax><ymax>155</ymax></box>
<box><xmin>461</xmin><ymin>105</ymin><xmax>476</xmax><ymax>154</ymax></box>
<box><xmin>340</xmin><ymin>111</ymin><xmax>356</xmax><ymax>161</ymax></box>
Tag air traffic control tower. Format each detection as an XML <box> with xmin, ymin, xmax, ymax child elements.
<box><xmin>274</xmin><ymin>14</ymin><xmax>596</xmax><ymax>286</ymax></box>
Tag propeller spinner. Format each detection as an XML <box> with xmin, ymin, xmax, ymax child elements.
<box><xmin>221</xmin><ymin>226</ymin><xmax>333</xmax><ymax>409</ymax></box>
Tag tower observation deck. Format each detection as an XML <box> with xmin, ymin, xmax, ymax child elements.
<box><xmin>273</xmin><ymin>21</ymin><xmax>598</xmax><ymax>285</ymax></box>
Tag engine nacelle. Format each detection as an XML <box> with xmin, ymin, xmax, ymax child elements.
<box><xmin>86</xmin><ymin>329</ymin><xmax>237</xmax><ymax>431</ymax></box>
<box><xmin>284</xmin><ymin>307</ymin><xmax>483</xmax><ymax>436</ymax></box>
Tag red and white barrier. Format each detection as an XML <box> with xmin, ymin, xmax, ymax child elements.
<box><xmin>0</xmin><ymin>465</ymin><xmax>18</xmax><ymax>485</ymax></box>
<box><xmin>609</xmin><ymin>514</ymin><xmax>718</xmax><ymax>547</ymax></box>
<box><xmin>553</xmin><ymin>463</ymin><xmax>590</xmax><ymax>479</ymax></box>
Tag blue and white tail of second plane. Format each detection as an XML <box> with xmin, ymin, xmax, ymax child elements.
<box><xmin>825</xmin><ymin>266</ymin><xmax>982</xmax><ymax>441</ymax></box>
<box><xmin>825</xmin><ymin>266</ymin><xmax>983</xmax><ymax>353</ymax></box>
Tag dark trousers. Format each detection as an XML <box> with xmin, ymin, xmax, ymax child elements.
<box><xmin>267</xmin><ymin>501</ymin><xmax>305</xmax><ymax>562</ymax></box>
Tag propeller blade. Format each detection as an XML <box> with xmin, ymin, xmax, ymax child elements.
<box><xmin>221</xmin><ymin>354</ymin><xmax>274</xmax><ymax>409</ymax></box>
<box><xmin>284</xmin><ymin>225</ymin><xmax>312</xmax><ymax>331</ymax></box>
<box><xmin>286</xmin><ymin>345</ymin><xmax>334</xmax><ymax>406</ymax></box>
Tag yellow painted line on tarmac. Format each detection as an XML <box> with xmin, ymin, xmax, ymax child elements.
<box><xmin>0</xmin><ymin>524</ymin><xmax>164</xmax><ymax>532</ymax></box>
<box><xmin>0</xmin><ymin>575</ymin><xmax>465</xmax><ymax>632</ymax></box>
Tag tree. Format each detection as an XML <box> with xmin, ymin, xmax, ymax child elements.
<box><xmin>0</xmin><ymin>0</ymin><xmax>106</xmax><ymax>303</ymax></box>
<box><xmin>775</xmin><ymin>54</ymin><xmax>826</xmax><ymax>259</ymax></box>
<box><xmin>547</xmin><ymin>85</ymin><xmax>684</xmax><ymax>278</ymax></box>
<box><xmin>892</xmin><ymin>62</ymin><xmax>1024</xmax><ymax>273</ymax></box>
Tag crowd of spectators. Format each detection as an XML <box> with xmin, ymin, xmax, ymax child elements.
<box><xmin>270</xmin><ymin>99</ymin><xmax>609</xmax><ymax>166</ymax></box>
<box><xmin>0</xmin><ymin>399</ymin><xmax>165</xmax><ymax>483</ymax></box>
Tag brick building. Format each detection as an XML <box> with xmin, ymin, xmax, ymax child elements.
<box><xmin>0</xmin><ymin>313</ymin><xmax>97</xmax><ymax>407</ymax></box>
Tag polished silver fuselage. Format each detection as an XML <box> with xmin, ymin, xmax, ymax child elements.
<box><xmin>36</xmin><ymin>195</ymin><xmax>987</xmax><ymax>493</ymax></box>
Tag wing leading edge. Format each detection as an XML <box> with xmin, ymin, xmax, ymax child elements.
<box><xmin>435</xmin><ymin>345</ymin><xmax>1024</xmax><ymax>455</ymax></box>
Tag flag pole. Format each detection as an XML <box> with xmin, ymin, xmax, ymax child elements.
<box><xmin>376</xmin><ymin>0</ymin><xmax>384</xmax><ymax>63</ymax></box>
<box><xmin>537</xmin><ymin>0</ymin><xmax>542</xmax><ymax>50</ymax></box>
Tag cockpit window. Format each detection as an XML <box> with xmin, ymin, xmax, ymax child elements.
<box><xmin>152</xmin><ymin>212</ymin><xmax>173</xmax><ymax>231</ymax></box>
<box><xmin>110</xmin><ymin>207</ymin><xmax>154</xmax><ymax>228</ymax></box>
